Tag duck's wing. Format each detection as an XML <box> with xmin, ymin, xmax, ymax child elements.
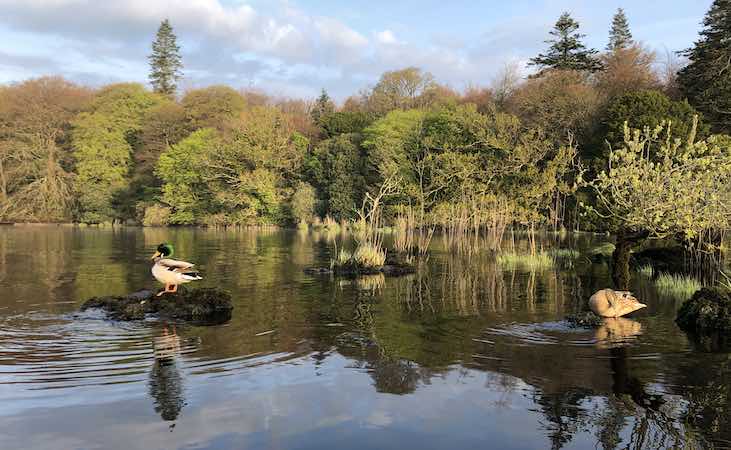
<box><xmin>159</xmin><ymin>258</ymin><xmax>196</xmax><ymax>273</ymax></box>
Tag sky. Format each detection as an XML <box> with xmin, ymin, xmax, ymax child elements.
<box><xmin>0</xmin><ymin>0</ymin><xmax>714</xmax><ymax>101</ymax></box>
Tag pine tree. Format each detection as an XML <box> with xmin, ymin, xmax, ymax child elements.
<box><xmin>529</xmin><ymin>12</ymin><xmax>603</xmax><ymax>73</ymax></box>
<box><xmin>678</xmin><ymin>0</ymin><xmax>731</xmax><ymax>133</ymax></box>
<box><xmin>607</xmin><ymin>8</ymin><xmax>633</xmax><ymax>51</ymax></box>
<box><xmin>148</xmin><ymin>19</ymin><xmax>183</xmax><ymax>97</ymax></box>
<box><xmin>311</xmin><ymin>89</ymin><xmax>335</xmax><ymax>125</ymax></box>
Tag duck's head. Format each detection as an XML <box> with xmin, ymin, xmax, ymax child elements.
<box><xmin>151</xmin><ymin>243</ymin><xmax>174</xmax><ymax>260</ymax></box>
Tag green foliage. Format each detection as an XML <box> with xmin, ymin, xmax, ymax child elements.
<box><xmin>607</xmin><ymin>8</ymin><xmax>633</xmax><ymax>51</ymax></box>
<box><xmin>148</xmin><ymin>19</ymin><xmax>183</xmax><ymax>96</ymax></box>
<box><xmin>142</xmin><ymin>204</ymin><xmax>171</xmax><ymax>226</ymax></box>
<box><xmin>156</xmin><ymin>107</ymin><xmax>308</xmax><ymax>225</ymax></box>
<box><xmin>181</xmin><ymin>86</ymin><xmax>246</xmax><ymax>131</ymax></box>
<box><xmin>320</xmin><ymin>111</ymin><xmax>375</xmax><ymax>137</ymax></box>
<box><xmin>72</xmin><ymin>83</ymin><xmax>166</xmax><ymax>223</ymax></box>
<box><xmin>310</xmin><ymin>89</ymin><xmax>335</xmax><ymax>126</ymax></box>
<box><xmin>306</xmin><ymin>133</ymin><xmax>367</xmax><ymax>220</ymax></box>
<box><xmin>678</xmin><ymin>0</ymin><xmax>731</xmax><ymax>133</ymax></box>
<box><xmin>587</xmin><ymin>119</ymin><xmax>731</xmax><ymax>242</ymax></box>
<box><xmin>156</xmin><ymin>128</ymin><xmax>216</xmax><ymax>224</ymax></box>
<box><xmin>529</xmin><ymin>12</ymin><xmax>603</xmax><ymax>73</ymax></box>
<box><xmin>290</xmin><ymin>182</ymin><xmax>317</xmax><ymax>224</ymax></box>
<box><xmin>602</xmin><ymin>90</ymin><xmax>705</xmax><ymax>152</ymax></box>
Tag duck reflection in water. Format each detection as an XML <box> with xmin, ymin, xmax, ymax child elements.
<box><xmin>149</xmin><ymin>324</ymin><xmax>186</xmax><ymax>430</ymax></box>
<box><xmin>594</xmin><ymin>318</ymin><xmax>643</xmax><ymax>350</ymax></box>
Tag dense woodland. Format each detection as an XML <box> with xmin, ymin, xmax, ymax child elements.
<box><xmin>2</xmin><ymin>4</ymin><xmax>731</xmax><ymax>266</ymax></box>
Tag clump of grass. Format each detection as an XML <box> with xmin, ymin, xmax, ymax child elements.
<box><xmin>590</xmin><ymin>242</ymin><xmax>616</xmax><ymax>257</ymax></box>
<box><xmin>637</xmin><ymin>264</ymin><xmax>654</xmax><ymax>277</ymax></box>
<box><xmin>551</xmin><ymin>248</ymin><xmax>580</xmax><ymax>259</ymax></box>
<box><xmin>322</xmin><ymin>215</ymin><xmax>340</xmax><ymax>231</ymax></box>
<box><xmin>497</xmin><ymin>251</ymin><xmax>554</xmax><ymax>270</ymax></box>
<box><xmin>352</xmin><ymin>242</ymin><xmax>387</xmax><ymax>269</ymax></box>
<box><xmin>297</xmin><ymin>219</ymin><xmax>309</xmax><ymax>230</ymax></box>
<box><xmin>655</xmin><ymin>273</ymin><xmax>702</xmax><ymax>300</ymax></box>
<box><xmin>336</xmin><ymin>249</ymin><xmax>353</xmax><ymax>266</ymax></box>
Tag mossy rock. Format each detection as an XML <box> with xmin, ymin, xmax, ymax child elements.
<box><xmin>676</xmin><ymin>287</ymin><xmax>731</xmax><ymax>333</ymax></box>
<box><xmin>81</xmin><ymin>288</ymin><xmax>233</xmax><ymax>324</ymax></box>
<box><xmin>565</xmin><ymin>311</ymin><xmax>604</xmax><ymax>328</ymax></box>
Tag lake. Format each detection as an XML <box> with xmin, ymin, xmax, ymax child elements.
<box><xmin>0</xmin><ymin>226</ymin><xmax>728</xmax><ymax>449</ymax></box>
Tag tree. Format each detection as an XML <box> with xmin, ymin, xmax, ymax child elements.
<box><xmin>181</xmin><ymin>85</ymin><xmax>245</xmax><ymax>131</ymax></box>
<box><xmin>365</xmin><ymin>67</ymin><xmax>438</xmax><ymax>114</ymax></box>
<box><xmin>595</xmin><ymin>45</ymin><xmax>659</xmax><ymax>99</ymax></box>
<box><xmin>320</xmin><ymin>111</ymin><xmax>375</xmax><ymax>138</ymax></box>
<box><xmin>508</xmin><ymin>70</ymin><xmax>600</xmax><ymax>146</ymax></box>
<box><xmin>678</xmin><ymin>0</ymin><xmax>731</xmax><ymax>133</ymax></box>
<box><xmin>305</xmin><ymin>133</ymin><xmax>366</xmax><ymax>220</ymax></box>
<box><xmin>156</xmin><ymin>128</ymin><xmax>216</xmax><ymax>224</ymax></box>
<box><xmin>290</xmin><ymin>182</ymin><xmax>317</xmax><ymax>224</ymax></box>
<box><xmin>149</xmin><ymin>19</ymin><xmax>183</xmax><ymax>97</ymax></box>
<box><xmin>607</xmin><ymin>8</ymin><xmax>633</xmax><ymax>51</ymax></box>
<box><xmin>586</xmin><ymin>119</ymin><xmax>731</xmax><ymax>288</ymax></box>
<box><xmin>131</xmin><ymin>102</ymin><xmax>189</xmax><ymax>218</ymax></box>
<box><xmin>310</xmin><ymin>89</ymin><xmax>335</xmax><ymax>126</ymax></box>
<box><xmin>599</xmin><ymin>90</ymin><xmax>707</xmax><ymax>158</ymax></box>
<box><xmin>158</xmin><ymin>107</ymin><xmax>308</xmax><ymax>225</ymax></box>
<box><xmin>0</xmin><ymin>77</ymin><xmax>91</xmax><ymax>221</ymax></box>
<box><xmin>529</xmin><ymin>12</ymin><xmax>602</xmax><ymax>73</ymax></box>
<box><xmin>73</xmin><ymin>83</ymin><xmax>165</xmax><ymax>223</ymax></box>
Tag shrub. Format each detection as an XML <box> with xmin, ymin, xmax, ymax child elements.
<box><xmin>142</xmin><ymin>204</ymin><xmax>171</xmax><ymax>226</ymax></box>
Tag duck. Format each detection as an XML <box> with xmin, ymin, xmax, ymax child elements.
<box><xmin>151</xmin><ymin>243</ymin><xmax>202</xmax><ymax>296</ymax></box>
<box><xmin>589</xmin><ymin>289</ymin><xmax>647</xmax><ymax>318</ymax></box>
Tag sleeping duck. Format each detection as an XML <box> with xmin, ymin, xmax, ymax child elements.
<box><xmin>151</xmin><ymin>243</ymin><xmax>202</xmax><ymax>296</ymax></box>
<box><xmin>589</xmin><ymin>289</ymin><xmax>647</xmax><ymax>318</ymax></box>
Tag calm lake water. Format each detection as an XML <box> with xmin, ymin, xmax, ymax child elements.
<box><xmin>0</xmin><ymin>226</ymin><xmax>729</xmax><ymax>449</ymax></box>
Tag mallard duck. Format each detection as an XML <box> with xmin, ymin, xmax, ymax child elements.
<box><xmin>151</xmin><ymin>243</ymin><xmax>202</xmax><ymax>296</ymax></box>
<box><xmin>589</xmin><ymin>289</ymin><xmax>647</xmax><ymax>318</ymax></box>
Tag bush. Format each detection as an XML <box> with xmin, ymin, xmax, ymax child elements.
<box><xmin>142</xmin><ymin>204</ymin><xmax>171</xmax><ymax>226</ymax></box>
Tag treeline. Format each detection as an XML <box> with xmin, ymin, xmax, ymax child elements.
<box><xmin>0</xmin><ymin>5</ymin><xmax>729</xmax><ymax>236</ymax></box>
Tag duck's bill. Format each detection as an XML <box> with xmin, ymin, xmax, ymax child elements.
<box><xmin>151</xmin><ymin>251</ymin><xmax>162</xmax><ymax>260</ymax></box>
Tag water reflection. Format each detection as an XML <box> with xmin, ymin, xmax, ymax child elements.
<box><xmin>0</xmin><ymin>227</ymin><xmax>728</xmax><ymax>449</ymax></box>
<box><xmin>149</xmin><ymin>325</ymin><xmax>185</xmax><ymax>427</ymax></box>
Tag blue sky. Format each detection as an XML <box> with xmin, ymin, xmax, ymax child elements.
<box><xmin>0</xmin><ymin>0</ymin><xmax>713</xmax><ymax>100</ymax></box>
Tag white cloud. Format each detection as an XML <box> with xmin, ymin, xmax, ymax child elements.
<box><xmin>374</xmin><ymin>29</ymin><xmax>398</xmax><ymax>45</ymax></box>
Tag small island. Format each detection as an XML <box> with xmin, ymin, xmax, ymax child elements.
<box><xmin>81</xmin><ymin>288</ymin><xmax>233</xmax><ymax>323</ymax></box>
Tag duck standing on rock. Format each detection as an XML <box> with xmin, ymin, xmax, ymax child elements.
<box><xmin>151</xmin><ymin>243</ymin><xmax>202</xmax><ymax>296</ymax></box>
<box><xmin>589</xmin><ymin>289</ymin><xmax>647</xmax><ymax>318</ymax></box>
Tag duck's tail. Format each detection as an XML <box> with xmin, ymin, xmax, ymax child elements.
<box><xmin>181</xmin><ymin>272</ymin><xmax>203</xmax><ymax>281</ymax></box>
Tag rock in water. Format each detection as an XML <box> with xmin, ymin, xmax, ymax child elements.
<box><xmin>676</xmin><ymin>287</ymin><xmax>731</xmax><ymax>333</ymax></box>
<box><xmin>81</xmin><ymin>288</ymin><xmax>233</xmax><ymax>323</ymax></box>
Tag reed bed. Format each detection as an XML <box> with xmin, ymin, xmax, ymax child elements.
<box><xmin>654</xmin><ymin>273</ymin><xmax>702</xmax><ymax>300</ymax></box>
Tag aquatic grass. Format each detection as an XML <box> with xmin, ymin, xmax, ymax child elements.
<box><xmin>590</xmin><ymin>242</ymin><xmax>615</xmax><ymax>257</ymax></box>
<box><xmin>497</xmin><ymin>251</ymin><xmax>554</xmax><ymax>270</ymax></box>
<box><xmin>637</xmin><ymin>264</ymin><xmax>654</xmax><ymax>277</ymax></box>
<box><xmin>551</xmin><ymin>248</ymin><xmax>580</xmax><ymax>259</ymax></box>
<box><xmin>297</xmin><ymin>220</ymin><xmax>309</xmax><ymax>230</ymax></box>
<box><xmin>655</xmin><ymin>273</ymin><xmax>702</xmax><ymax>300</ymax></box>
<box><xmin>336</xmin><ymin>249</ymin><xmax>353</xmax><ymax>266</ymax></box>
<box><xmin>352</xmin><ymin>242</ymin><xmax>387</xmax><ymax>269</ymax></box>
<box><xmin>322</xmin><ymin>215</ymin><xmax>340</xmax><ymax>231</ymax></box>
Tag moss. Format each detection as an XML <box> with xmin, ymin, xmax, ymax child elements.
<box><xmin>565</xmin><ymin>311</ymin><xmax>603</xmax><ymax>328</ymax></box>
<box><xmin>676</xmin><ymin>287</ymin><xmax>731</xmax><ymax>333</ymax></box>
<box><xmin>81</xmin><ymin>288</ymin><xmax>233</xmax><ymax>323</ymax></box>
